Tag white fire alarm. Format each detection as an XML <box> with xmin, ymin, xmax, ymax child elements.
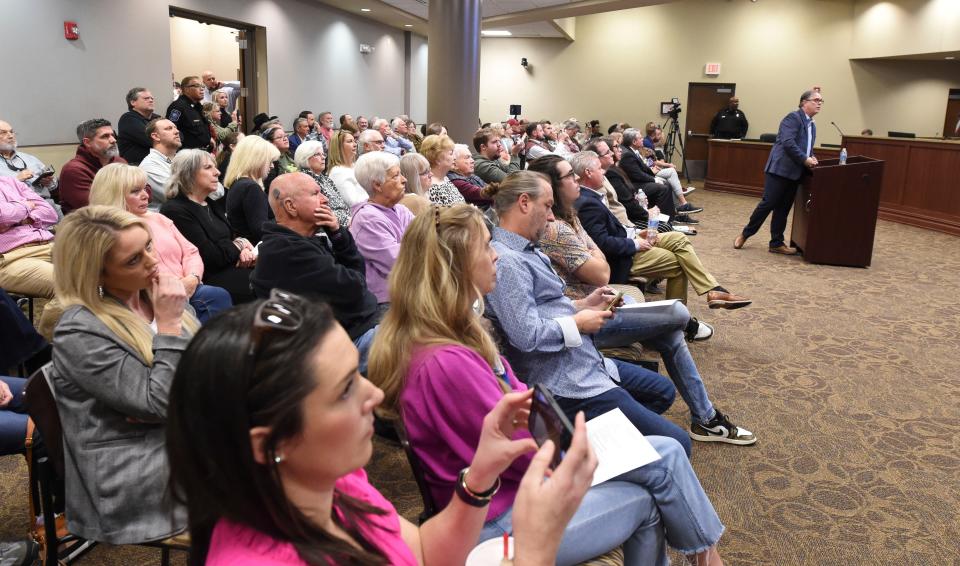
<box><xmin>705</xmin><ymin>62</ymin><xmax>721</xmax><ymax>76</ymax></box>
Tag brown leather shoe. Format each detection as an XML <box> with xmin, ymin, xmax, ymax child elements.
<box><xmin>707</xmin><ymin>290</ymin><xmax>752</xmax><ymax>310</ymax></box>
<box><xmin>769</xmin><ymin>245</ymin><xmax>798</xmax><ymax>255</ymax></box>
<box><xmin>733</xmin><ymin>234</ymin><xmax>746</xmax><ymax>249</ymax></box>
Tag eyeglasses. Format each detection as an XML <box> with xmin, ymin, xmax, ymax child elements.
<box><xmin>310</xmin><ymin>153</ymin><xmax>325</xmax><ymax>159</ymax></box>
<box><xmin>247</xmin><ymin>289</ymin><xmax>305</xmax><ymax>357</ymax></box>
<box><xmin>597</xmin><ymin>150</ymin><xmax>612</xmax><ymax>158</ymax></box>
<box><xmin>805</xmin><ymin>98</ymin><xmax>824</xmax><ymax>104</ymax></box>
<box><xmin>559</xmin><ymin>170</ymin><xmax>577</xmax><ymax>181</ymax></box>
<box><xmin>0</xmin><ymin>129</ymin><xmax>16</xmax><ymax>137</ymax></box>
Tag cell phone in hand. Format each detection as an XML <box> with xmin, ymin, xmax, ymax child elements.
<box><xmin>528</xmin><ymin>384</ymin><xmax>575</xmax><ymax>470</ymax></box>
<box><xmin>605</xmin><ymin>290</ymin><xmax>624</xmax><ymax>311</ymax></box>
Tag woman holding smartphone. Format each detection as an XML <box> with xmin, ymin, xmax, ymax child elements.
<box><xmin>368</xmin><ymin>203</ymin><xmax>726</xmax><ymax>566</ymax></box>
<box><xmin>166</xmin><ymin>295</ymin><xmax>596</xmax><ymax>565</ymax></box>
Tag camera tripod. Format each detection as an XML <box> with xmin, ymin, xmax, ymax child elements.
<box><xmin>661</xmin><ymin>114</ymin><xmax>691</xmax><ymax>184</ymax></box>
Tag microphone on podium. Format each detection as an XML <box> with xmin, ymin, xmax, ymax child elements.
<box><xmin>831</xmin><ymin>121</ymin><xmax>845</xmax><ymax>137</ymax></box>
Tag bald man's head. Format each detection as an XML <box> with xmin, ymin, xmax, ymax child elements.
<box><xmin>270</xmin><ymin>172</ymin><xmax>328</xmax><ymax>235</ymax></box>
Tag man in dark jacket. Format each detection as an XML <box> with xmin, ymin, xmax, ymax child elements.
<box><xmin>165</xmin><ymin>76</ymin><xmax>213</xmax><ymax>151</ymax></box>
<box><xmin>117</xmin><ymin>87</ymin><xmax>160</xmax><ymax>164</ymax></box>
<box><xmin>709</xmin><ymin>97</ymin><xmax>749</xmax><ymax>140</ymax></box>
<box><xmin>618</xmin><ymin>129</ymin><xmax>684</xmax><ymax>222</ymax></box>
<box><xmin>251</xmin><ymin>172</ymin><xmax>381</xmax><ymax>372</ymax></box>
<box><xmin>736</xmin><ymin>89</ymin><xmax>821</xmax><ymax>255</ymax></box>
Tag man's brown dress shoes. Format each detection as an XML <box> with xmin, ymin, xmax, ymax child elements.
<box><xmin>706</xmin><ymin>290</ymin><xmax>752</xmax><ymax>310</ymax></box>
<box><xmin>733</xmin><ymin>234</ymin><xmax>746</xmax><ymax>249</ymax></box>
<box><xmin>768</xmin><ymin>245</ymin><xmax>798</xmax><ymax>255</ymax></box>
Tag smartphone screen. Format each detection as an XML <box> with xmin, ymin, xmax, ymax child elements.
<box><xmin>528</xmin><ymin>384</ymin><xmax>575</xmax><ymax>469</ymax></box>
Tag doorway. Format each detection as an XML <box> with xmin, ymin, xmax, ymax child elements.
<box><xmin>944</xmin><ymin>88</ymin><xmax>960</xmax><ymax>138</ymax></box>
<box><xmin>683</xmin><ymin>83</ymin><xmax>736</xmax><ymax>180</ymax></box>
<box><xmin>168</xmin><ymin>8</ymin><xmax>263</xmax><ymax>134</ymax></box>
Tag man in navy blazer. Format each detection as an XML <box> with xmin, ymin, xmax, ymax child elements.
<box><xmin>736</xmin><ymin>89</ymin><xmax>823</xmax><ymax>254</ymax></box>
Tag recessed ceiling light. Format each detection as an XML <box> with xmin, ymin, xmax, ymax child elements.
<box><xmin>361</xmin><ymin>8</ymin><xmax>371</xmax><ymax>12</ymax></box>
<box><xmin>946</xmin><ymin>56</ymin><xmax>956</xmax><ymax>60</ymax></box>
<box><xmin>481</xmin><ymin>30</ymin><xmax>513</xmax><ymax>37</ymax></box>
<box><xmin>404</xmin><ymin>24</ymin><xmax>413</xmax><ymax>27</ymax></box>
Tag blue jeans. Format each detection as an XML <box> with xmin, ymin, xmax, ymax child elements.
<box><xmin>556</xmin><ymin>359</ymin><xmax>692</xmax><ymax>455</ymax></box>
<box><xmin>189</xmin><ymin>284</ymin><xmax>233</xmax><ymax>324</ymax></box>
<box><xmin>478</xmin><ymin>436</ymin><xmax>724</xmax><ymax>565</ymax></box>
<box><xmin>0</xmin><ymin>376</ymin><xmax>28</xmax><ymax>456</ymax></box>
<box><xmin>594</xmin><ymin>301</ymin><xmax>716</xmax><ymax>426</ymax></box>
<box><xmin>353</xmin><ymin>325</ymin><xmax>378</xmax><ymax>376</ymax></box>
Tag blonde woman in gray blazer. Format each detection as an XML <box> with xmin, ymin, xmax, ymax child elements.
<box><xmin>49</xmin><ymin>206</ymin><xmax>198</xmax><ymax>544</ymax></box>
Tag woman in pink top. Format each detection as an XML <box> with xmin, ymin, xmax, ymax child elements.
<box><xmin>90</xmin><ymin>163</ymin><xmax>232</xmax><ymax>322</ymax></box>
<box><xmin>369</xmin><ymin>203</ymin><xmax>726</xmax><ymax>566</ymax></box>
<box><xmin>166</xmin><ymin>292</ymin><xmax>598</xmax><ymax>566</ymax></box>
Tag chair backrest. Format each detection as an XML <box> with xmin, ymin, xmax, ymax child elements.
<box><xmin>24</xmin><ymin>363</ymin><xmax>65</xmax><ymax>480</ymax></box>
<box><xmin>759</xmin><ymin>133</ymin><xmax>777</xmax><ymax>143</ymax></box>
<box><xmin>393</xmin><ymin>419</ymin><xmax>438</xmax><ymax>523</ymax></box>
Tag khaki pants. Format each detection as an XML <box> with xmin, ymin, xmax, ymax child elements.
<box><xmin>0</xmin><ymin>241</ymin><xmax>55</xmax><ymax>298</ymax></box>
<box><xmin>629</xmin><ymin>231</ymin><xmax>718</xmax><ymax>303</ymax></box>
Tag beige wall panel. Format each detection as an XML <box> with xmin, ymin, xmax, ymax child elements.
<box><xmin>852</xmin><ymin>0</ymin><xmax>960</xmax><ymax>59</ymax></box>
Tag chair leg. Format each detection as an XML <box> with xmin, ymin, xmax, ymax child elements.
<box><xmin>37</xmin><ymin>457</ymin><xmax>59</xmax><ymax>566</ymax></box>
<box><xmin>160</xmin><ymin>547</ymin><xmax>170</xmax><ymax>566</ymax></box>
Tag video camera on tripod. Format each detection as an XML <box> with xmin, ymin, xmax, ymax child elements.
<box><xmin>660</xmin><ymin>97</ymin><xmax>682</xmax><ymax>119</ymax></box>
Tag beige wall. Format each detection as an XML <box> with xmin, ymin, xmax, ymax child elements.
<box><xmin>852</xmin><ymin>0</ymin><xmax>960</xmax><ymax>59</ymax></box>
<box><xmin>169</xmin><ymin>17</ymin><xmax>241</xmax><ymax>87</ymax></box>
<box><xmin>478</xmin><ymin>0</ymin><xmax>959</xmax><ymax>146</ymax></box>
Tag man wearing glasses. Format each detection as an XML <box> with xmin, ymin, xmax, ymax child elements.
<box><xmin>0</xmin><ymin>120</ymin><xmax>61</xmax><ymax>218</ymax></box>
<box><xmin>166</xmin><ymin>76</ymin><xmax>214</xmax><ymax>152</ymax></box>
<box><xmin>735</xmin><ymin>87</ymin><xmax>823</xmax><ymax>255</ymax></box>
<box><xmin>357</xmin><ymin>128</ymin><xmax>386</xmax><ymax>156</ymax></box>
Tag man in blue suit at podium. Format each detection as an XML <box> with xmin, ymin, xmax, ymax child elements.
<box><xmin>735</xmin><ymin>88</ymin><xmax>823</xmax><ymax>255</ymax></box>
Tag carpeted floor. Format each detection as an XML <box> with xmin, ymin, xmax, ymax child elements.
<box><xmin>2</xmin><ymin>188</ymin><xmax>958</xmax><ymax>565</ymax></box>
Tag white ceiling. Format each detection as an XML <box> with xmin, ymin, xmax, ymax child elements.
<box><xmin>377</xmin><ymin>0</ymin><xmax>579</xmax><ymax>36</ymax></box>
<box><xmin>378</xmin><ymin>0</ymin><xmax>578</xmax><ymax>20</ymax></box>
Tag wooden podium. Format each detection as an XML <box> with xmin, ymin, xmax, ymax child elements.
<box><xmin>790</xmin><ymin>156</ymin><xmax>885</xmax><ymax>267</ymax></box>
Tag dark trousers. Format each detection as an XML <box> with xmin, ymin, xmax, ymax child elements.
<box><xmin>640</xmin><ymin>182</ymin><xmax>677</xmax><ymax>219</ymax></box>
<box><xmin>742</xmin><ymin>172</ymin><xmax>800</xmax><ymax>247</ymax></box>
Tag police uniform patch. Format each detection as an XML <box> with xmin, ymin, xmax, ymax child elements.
<box><xmin>169</xmin><ymin>109</ymin><xmax>182</xmax><ymax>122</ymax></box>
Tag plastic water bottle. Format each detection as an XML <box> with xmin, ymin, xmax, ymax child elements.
<box><xmin>839</xmin><ymin>147</ymin><xmax>848</xmax><ymax>165</ymax></box>
<box><xmin>646</xmin><ymin>216</ymin><xmax>659</xmax><ymax>242</ymax></box>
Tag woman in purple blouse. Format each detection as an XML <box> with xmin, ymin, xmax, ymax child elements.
<box><xmin>349</xmin><ymin>151</ymin><xmax>414</xmax><ymax>304</ymax></box>
<box><xmin>368</xmin><ymin>203</ymin><xmax>727</xmax><ymax>566</ymax></box>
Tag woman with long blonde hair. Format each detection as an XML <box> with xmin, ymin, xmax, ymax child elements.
<box><xmin>368</xmin><ymin>200</ymin><xmax>726</xmax><ymax>566</ymax></box>
<box><xmin>90</xmin><ymin>163</ymin><xmax>232</xmax><ymax>322</ymax></box>
<box><xmin>223</xmin><ymin>135</ymin><xmax>280</xmax><ymax>244</ymax></box>
<box><xmin>50</xmin><ymin>205</ymin><xmax>198</xmax><ymax>545</ymax></box>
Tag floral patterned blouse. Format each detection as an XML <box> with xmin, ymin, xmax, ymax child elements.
<box><xmin>538</xmin><ymin>219</ymin><xmax>603</xmax><ymax>300</ymax></box>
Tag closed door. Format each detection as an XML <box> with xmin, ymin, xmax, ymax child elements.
<box><xmin>944</xmin><ymin>89</ymin><xmax>960</xmax><ymax>138</ymax></box>
<box><xmin>685</xmin><ymin>83</ymin><xmax>736</xmax><ymax>161</ymax></box>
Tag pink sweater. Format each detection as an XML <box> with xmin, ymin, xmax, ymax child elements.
<box><xmin>206</xmin><ymin>469</ymin><xmax>416</xmax><ymax>565</ymax></box>
<box><xmin>143</xmin><ymin>212</ymin><xmax>203</xmax><ymax>279</ymax></box>
<box><xmin>400</xmin><ymin>344</ymin><xmax>533</xmax><ymax>521</ymax></box>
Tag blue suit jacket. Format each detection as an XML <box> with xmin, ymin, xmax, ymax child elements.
<box><xmin>574</xmin><ymin>187</ymin><xmax>636</xmax><ymax>284</ymax></box>
<box><xmin>764</xmin><ymin>109</ymin><xmax>816</xmax><ymax>181</ymax></box>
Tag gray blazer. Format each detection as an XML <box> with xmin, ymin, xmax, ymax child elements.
<box><xmin>50</xmin><ymin>305</ymin><xmax>190</xmax><ymax>544</ymax></box>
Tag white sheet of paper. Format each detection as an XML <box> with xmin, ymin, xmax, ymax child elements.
<box><xmin>586</xmin><ymin>408</ymin><xmax>661</xmax><ymax>486</ymax></box>
<box><xmin>658</xmin><ymin>213</ymin><xmax>671</xmax><ymax>223</ymax></box>
<box><xmin>616</xmin><ymin>299</ymin><xmax>680</xmax><ymax>311</ymax></box>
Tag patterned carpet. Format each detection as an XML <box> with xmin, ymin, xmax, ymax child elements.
<box><xmin>1</xmin><ymin>188</ymin><xmax>958</xmax><ymax>565</ymax></box>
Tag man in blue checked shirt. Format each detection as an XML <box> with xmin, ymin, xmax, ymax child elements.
<box><xmin>484</xmin><ymin>171</ymin><xmax>756</xmax><ymax>454</ymax></box>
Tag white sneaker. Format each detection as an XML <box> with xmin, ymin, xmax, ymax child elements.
<box><xmin>686</xmin><ymin>319</ymin><xmax>714</xmax><ymax>342</ymax></box>
<box><xmin>682</xmin><ymin>186</ymin><xmax>696</xmax><ymax>196</ymax></box>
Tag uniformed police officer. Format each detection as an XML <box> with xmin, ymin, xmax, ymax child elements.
<box><xmin>166</xmin><ymin>76</ymin><xmax>213</xmax><ymax>152</ymax></box>
<box><xmin>710</xmin><ymin>97</ymin><xmax>749</xmax><ymax>140</ymax></box>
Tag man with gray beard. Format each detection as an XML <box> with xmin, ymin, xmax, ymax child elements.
<box><xmin>0</xmin><ymin>119</ymin><xmax>62</xmax><ymax>218</ymax></box>
<box><xmin>59</xmin><ymin>119</ymin><xmax>126</xmax><ymax>213</ymax></box>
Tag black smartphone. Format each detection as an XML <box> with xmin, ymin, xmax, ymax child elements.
<box><xmin>528</xmin><ymin>384</ymin><xmax>575</xmax><ymax>469</ymax></box>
